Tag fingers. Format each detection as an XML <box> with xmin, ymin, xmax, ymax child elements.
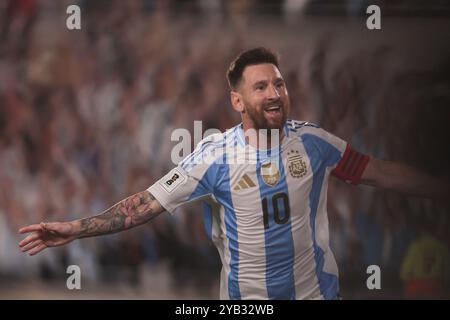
<box><xmin>18</xmin><ymin>222</ymin><xmax>70</xmax><ymax>256</ymax></box>
<box><xmin>21</xmin><ymin>240</ymin><xmax>43</xmax><ymax>253</ymax></box>
<box><xmin>18</xmin><ymin>224</ymin><xmax>43</xmax><ymax>234</ymax></box>
<box><xmin>28</xmin><ymin>243</ymin><xmax>48</xmax><ymax>256</ymax></box>
<box><xmin>19</xmin><ymin>232</ymin><xmax>41</xmax><ymax>248</ymax></box>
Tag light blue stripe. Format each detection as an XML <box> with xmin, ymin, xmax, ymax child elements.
<box><xmin>256</xmin><ymin>148</ymin><xmax>296</xmax><ymax>300</ymax></box>
<box><xmin>219</xmin><ymin>136</ymin><xmax>241</xmax><ymax>299</ymax></box>
<box><xmin>186</xmin><ymin>128</ymin><xmax>243</xmax><ymax>299</ymax></box>
<box><xmin>202</xmin><ymin>202</ymin><xmax>213</xmax><ymax>240</ymax></box>
<box><xmin>209</xmin><ymin>130</ymin><xmax>240</xmax><ymax>299</ymax></box>
<box><xmin>183</xmin><ymin>126</ymin><xmax>241</xmax><ymax>171</ymax></box>
<box><xmin>187</xmin><ymin>162</ymin><xmax>219</xmax><ymax>242</ymax></box>
<box><xmin>181</xmin><ymin>140</ymin><xmax>223</xmax><ymax>172</ymax></box>
<box><xmin>186</xmin><ymin>159</ymin><xmax>219</xmax><ymax>202</ymax></box>
<box><xmin>284</xmin><ymin>123</ymin><xmax>289</xmax><ymax>138</ymax></box>
<box><xmin>301</xmin><ymin>133</ymin><xmax>341</xmax><ymax>299</ymax></box>
<box><xmin>187</xmin><ymin>133</ymin><xmax>241</xmax><ymax>299</ymax></box>
<box><xmin>180</xmin><ymin>139</ymin><xmax>211</xmax><ymax>170</ymax></box>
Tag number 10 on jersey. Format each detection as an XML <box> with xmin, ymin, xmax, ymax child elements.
<box><xmin>262</xmin><ymin>192</ymin><xmax>291</xmax><ymax>229</ymax></box>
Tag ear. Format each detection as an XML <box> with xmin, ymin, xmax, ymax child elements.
<box><xmin>230</xmin><ymin>91</ymin><xmax>244</xmax><ymax>113</ymax></box>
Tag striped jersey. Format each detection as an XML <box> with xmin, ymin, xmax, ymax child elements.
<box><xmin>148</xmin><ymin>119</ymin><xmax>369</xmax><ymax>300</ymax></box>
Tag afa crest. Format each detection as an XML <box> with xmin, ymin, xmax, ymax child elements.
<box><xmin>287</xmin><ymin>150</ymin><xmax>307</xmax><ymax>178</ymax></box>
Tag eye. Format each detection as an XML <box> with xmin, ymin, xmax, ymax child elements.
<box><xmin>275</xmin><ymin>82</ymin><xmax>285</xmax><ymax>89</ymax></box>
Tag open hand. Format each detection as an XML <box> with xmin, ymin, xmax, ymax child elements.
<box><xmin>18</xmin><ymin>222</ymin><xmax>78</xmax><ymax>256</ymax></box>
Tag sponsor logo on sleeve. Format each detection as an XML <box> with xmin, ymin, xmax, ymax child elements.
<box><xmin>159</xmin><ymin>169</ymin><xmax>186</xmax><ymax>193</ymax></box>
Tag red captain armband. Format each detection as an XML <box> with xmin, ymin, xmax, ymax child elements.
<box><xmin>331</xmin><ymin>144</ymin><xmax>370</xmax><ymax>185</ymax></box>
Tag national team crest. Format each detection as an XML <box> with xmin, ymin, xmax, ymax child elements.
<box><xmin>260</xmin><ymin>161</ymin><xmax>280</xmax><ymax>187</ymax></box>
<box><xmin>287</xmin><ymin>150</ymin><xmax>307</xmax><ymax>178</ymax></box>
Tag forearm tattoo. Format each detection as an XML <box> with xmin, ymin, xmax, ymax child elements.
<box><xmin>78</xmin><ymin>191</ymin><xmax>161</xmax><ymax>238</ymax></box>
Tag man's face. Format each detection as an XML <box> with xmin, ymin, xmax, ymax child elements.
<box><xmin>236</xmin><ymin>63</ymin><xmax>290</xmax><ymax>131</ymax></box>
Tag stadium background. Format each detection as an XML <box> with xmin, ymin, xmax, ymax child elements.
<box><xmin>0</xmin><ymin>0</ymin><xmax>449</xmax><ymax>299</ymax></box>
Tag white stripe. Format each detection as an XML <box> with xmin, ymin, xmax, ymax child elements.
<box><xmin>297</xmin><ymin>126</ymin><xmax>347</xmax><ymax>155</ymax></box>
<box><xmin>315</xmin><ymin>167</ymin><xmax>339</xmax><ymax>278</ymax></box>
<box><xmin>283</xmin><ymin>138</ymin><xmax>322</xmax><ymax>299</ymax></box>
<box><xmin>207</xmin><ymin>203</ymin><xmax>230</xmax><ymax>300</ymax></box>
<box><xmin>229</xmin><ymin>146</ymin><xmax>269</xmax><ymax>299</ymax></box>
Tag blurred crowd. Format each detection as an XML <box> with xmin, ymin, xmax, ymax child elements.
<box><xmin>0</xmin><ymin>0</ymin><xmax>449</xmax><ymax>298</ymax></box>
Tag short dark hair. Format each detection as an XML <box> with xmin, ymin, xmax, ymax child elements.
<box><xmin>227</xmin><ymin>47</ymin><xmax>280</xmax><ymax>90</ymax></box>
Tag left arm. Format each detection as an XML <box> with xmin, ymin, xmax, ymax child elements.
<box><xmin>360</xmin><ymin>157</ymin><xmax>450</xmax><ymax>200</ymax></box>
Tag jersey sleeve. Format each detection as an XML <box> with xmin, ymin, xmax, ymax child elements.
<box><xmin>298</xmin><ymin>123</ymin><xmax>369</xmax><ymax>185</ymax></box>
<box><xmin>147</xmin><ymin>134</ymin><xmax>223</xmax><ymax>214</ymax></box>
<box><xmin>331</xmin><ymin>143</ymin><xmax>370</xmax><ymax>185</ymax></box>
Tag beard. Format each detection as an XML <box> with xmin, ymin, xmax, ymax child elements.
<box><xmin>244</xmin><ymin>99</ymin><xmax>288</xmax><ymax>131</ymax></box>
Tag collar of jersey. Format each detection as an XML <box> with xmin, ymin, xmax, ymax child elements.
<box><xmin>235</xmin><ymin>122</ymin><xmax>289</xmax><ymax>161</ymax></box>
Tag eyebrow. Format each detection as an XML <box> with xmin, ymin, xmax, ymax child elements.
<box><xmin>252</xmin><ymin>77</ymin><xmax>284</xmax><ymax>87</ymax></box>
<box><xmin>253</xmin><ymin>80</ymin><xmax>268</xmax><ymax>88</ymax></box>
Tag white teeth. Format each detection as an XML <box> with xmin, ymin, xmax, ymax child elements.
<box><xmin>265</xmin><ymin>105</ymin><xmax>281</xmax><ymax>111</ymax></box>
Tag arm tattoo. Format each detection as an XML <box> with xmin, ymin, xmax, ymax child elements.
<box><xmin>78</xmin><ymin>191</ymin><xmax>162</xmax><ymax>238</ymax></box>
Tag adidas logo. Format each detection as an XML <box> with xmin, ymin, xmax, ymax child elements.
<box><xmin>233</xmin><ymin>174</ymin><xmax>256</xmax><ymax>191</ymax></box>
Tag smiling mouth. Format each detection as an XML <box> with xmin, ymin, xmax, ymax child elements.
<box><xmin>264</xmin><ymin>103</ymin><xmax>283</xmax><ymax>114</ymax></box>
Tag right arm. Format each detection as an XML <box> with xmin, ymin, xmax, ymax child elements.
<box><xmin>18</xmin><ymin>190</ymin><xmax>165</xmax><ymax>255</ymax></box>
<box><xmin>76</xmin><ymin>190</ymin><xmax>164</xmax><ymax>238</ymax></box>
<box><xmin>19</xmin><ymin>134</ymin><xmax>223</xmax><ymax>256</ymax></box>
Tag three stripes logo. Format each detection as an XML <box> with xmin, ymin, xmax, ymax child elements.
<box><xmin>233</xmin><ymin>174</ymin><xmax>256</xmax><ymax>191</ymax></box>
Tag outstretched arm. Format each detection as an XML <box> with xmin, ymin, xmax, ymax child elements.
<box><xmin>19</xmin><ymin>190</ymin><xmax>165</xmax><ymax>255</ymax></box>
<box><xmin>76</xmin><ymin>191</ymin><xmax>163</xmax><ymax>238</ymax></box>
<box><xmin>360</xmin><ymin>157</ymin><xmax>450</xmax><ymax>200</ymax></box>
